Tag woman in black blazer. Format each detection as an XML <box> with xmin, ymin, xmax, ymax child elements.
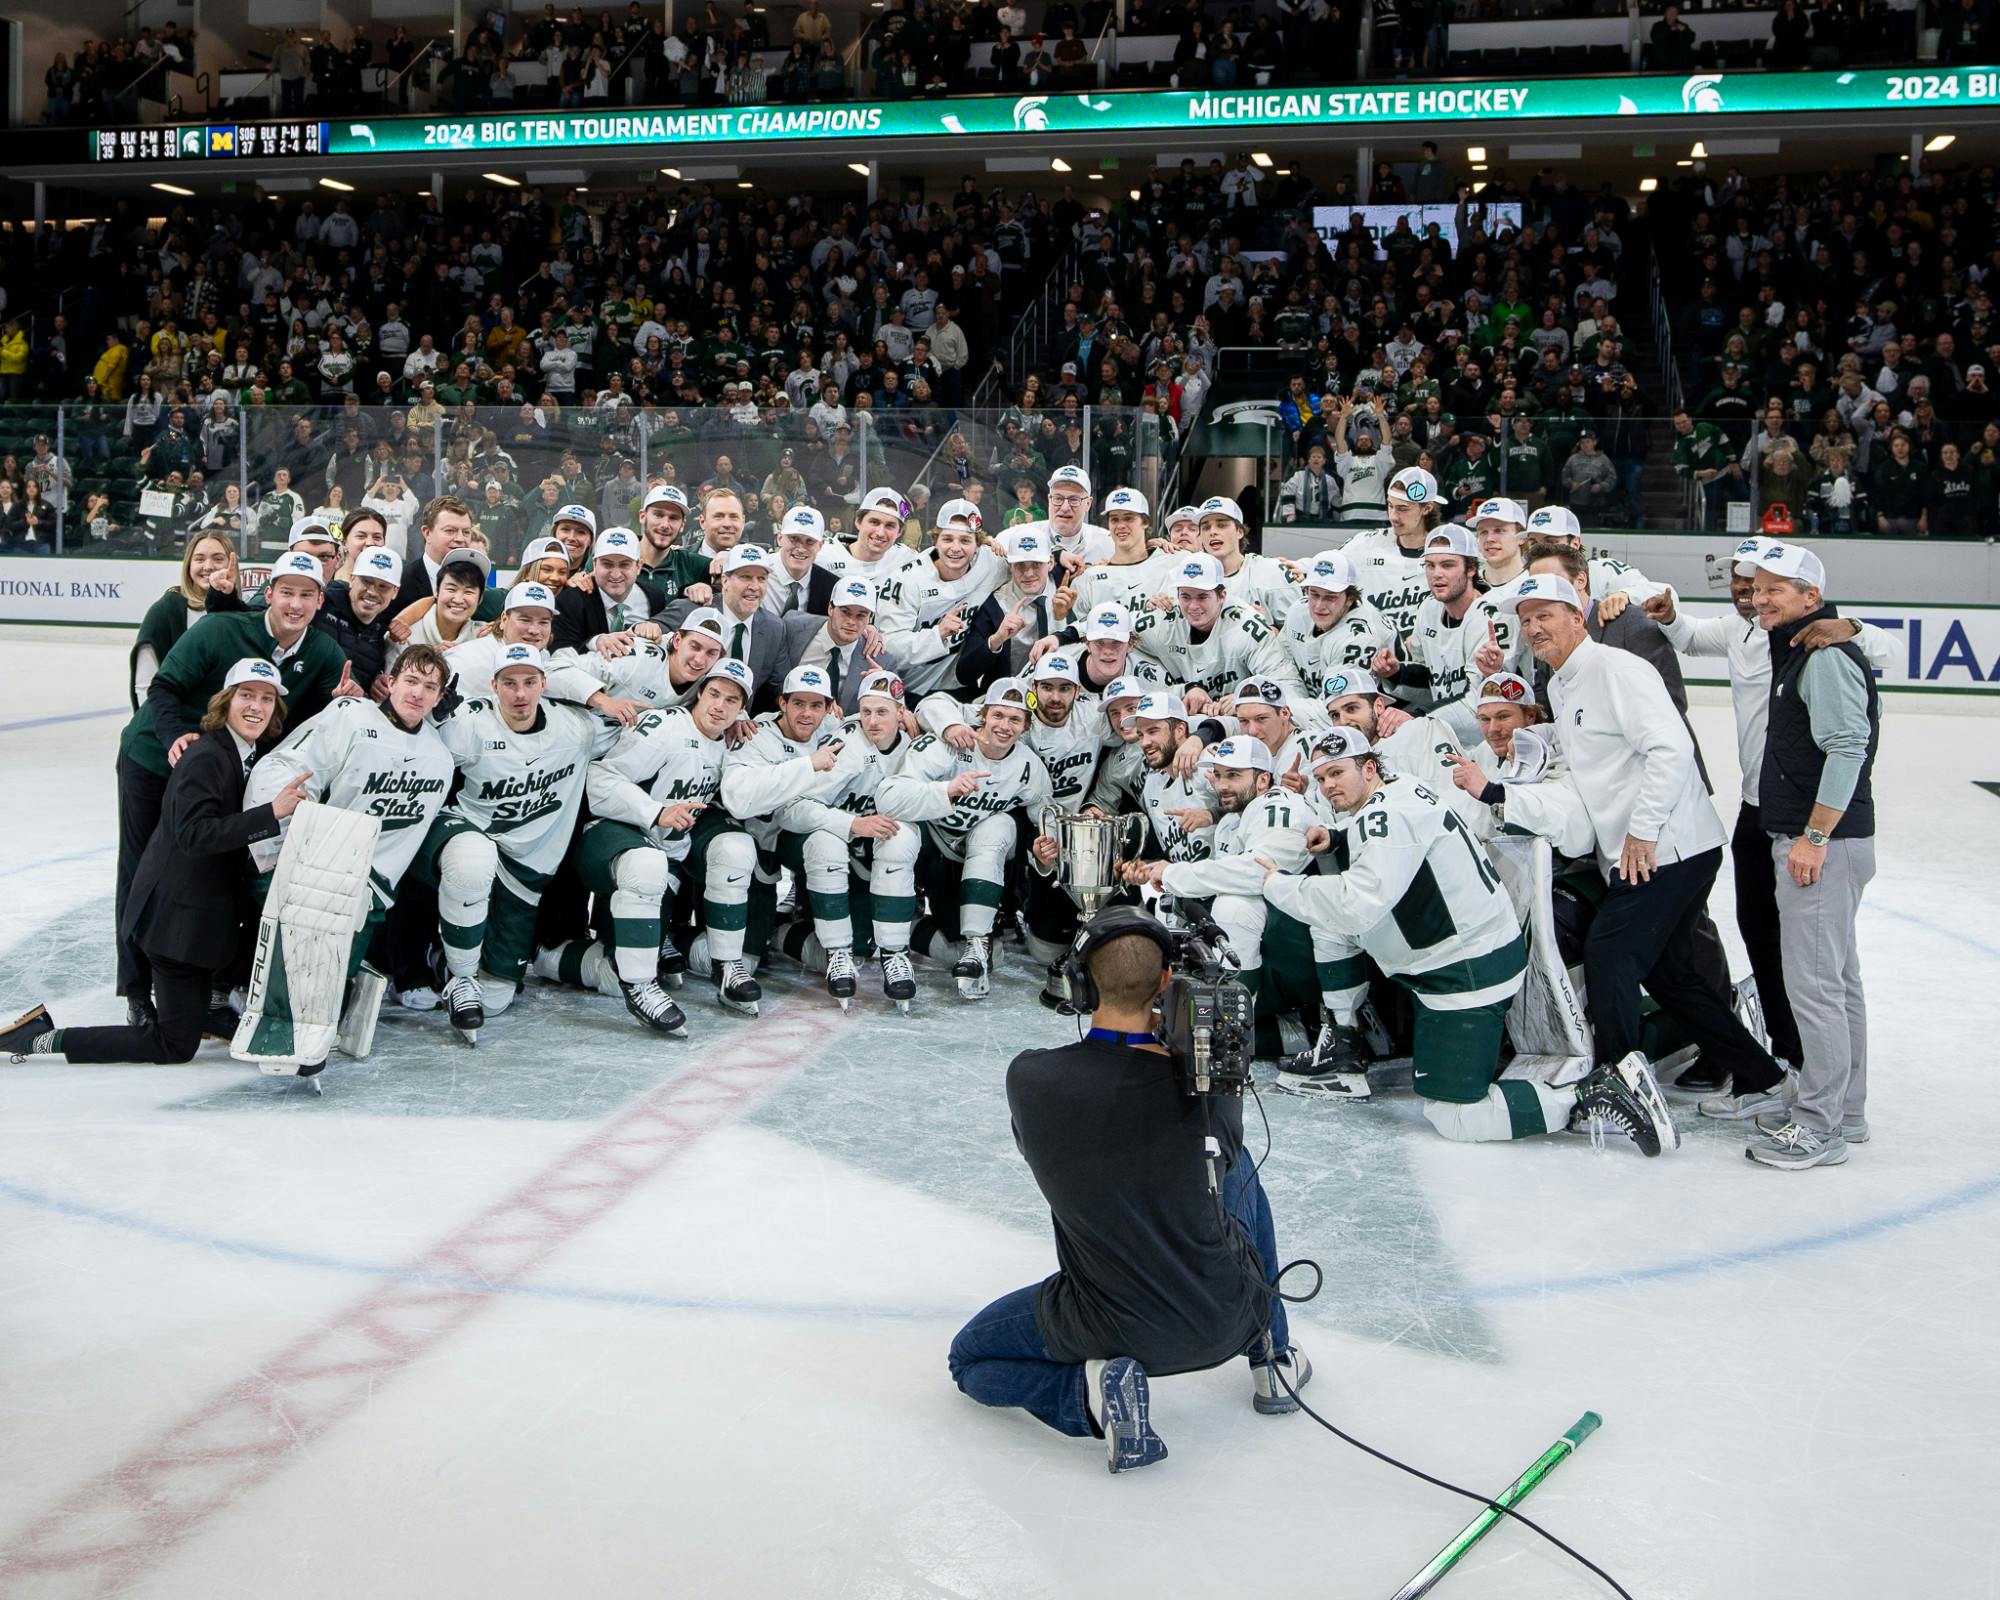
<box><xmin>4</xmin><ymin>659</ymin><xmax>313</xmax><ymax>1065</ymax></box>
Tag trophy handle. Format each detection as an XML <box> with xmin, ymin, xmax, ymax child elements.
<box><xmin>1118</xmin><ymin>811</ymin><xmax>1146</xmax><ymax>858</ymax></box>
<box><xmin>1039</xmin><ymin>804</ymin><xmax>1062</xmax><ymax>839</ymax></box>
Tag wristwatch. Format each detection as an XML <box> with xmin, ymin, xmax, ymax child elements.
<box><xmin>1803</xmin><ymin>827</ymin><xmax>1831</xmax><ymax>847</ymax></box>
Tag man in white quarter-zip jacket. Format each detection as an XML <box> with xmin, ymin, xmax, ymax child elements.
<box><xmin>1633</xmin><ymin>535</ymin><xmax>1894</xmax><ymax>1079</ymax></box>
<box><xmin>1500</xmin><ymin>572</ymin><xmax>1787</xmax><ymax>1099</ymax></box>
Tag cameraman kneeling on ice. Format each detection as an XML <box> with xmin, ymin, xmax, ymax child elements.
<box><xmin>947</xmin><ymin>908</ymin><xmax>1308</xmax><ymax>1473</ymax></box>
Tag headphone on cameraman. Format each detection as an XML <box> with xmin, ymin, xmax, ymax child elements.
<box><xmin>1061</xmin><ymin>905</ymin><xmax>1174</xmax><ymax>1017</ymax></box>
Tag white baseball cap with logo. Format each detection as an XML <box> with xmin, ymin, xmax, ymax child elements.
<box><xmin>1198</xmin><ymin>494</ymin><xmax>1246</xmax><ymax>525</ymax></box>
<box><xmin>1301</xmin><ymin>550</ymin><xmax>1355</xmax><ymax>593</ymax></box>
<box><xmin>1103</xmin><ymin>675</ymin><xmax>1148</xmax><ymax>705</ymax></box>
<box><xmin>1322</xmin><ymin>668</ymin><xmax>1382</xmax><ymax>702</ymax></box>
<box><xmin>1165</xmin><ymin>505</ymin><xmax>1201</xmax><ymax>531</ymax></box>
<box><xmin>1389</xmin><ymin>466</ymin><xmax>1439</xmax><ymax>505</ymax></box>
<box><xmin>1476</xmin><ymin>671</ymin><xmax>1536</xmax><ymax>708</ymax></box>
<box><xmin>1525</xmin><ymin>505</ymin><xmax>1582</xmax><ymax>540</ymax></box>
<box><xmin>1736</xmin><ymin>540</ymin><xmax>1827</xmax><ymax>591</ymax></box>
<box><xmin>782</xmin><ymin>664</ymin><xmax>834</xmax><ymax>698</ymax></box>
<box><xmin>1133</xmin><ymin>691</ymin><xmax>1187</xmax><ymax>723</ymax></box>
<box><xmin>1033</xmin><ymin>651</ymin><xmax>1082</xmax><ymax>684</ymax></box>
<box><xmin>1102</xmin><ymin>487</ymin><xmax>1150</xmax><ymax>518</ymax></box>
<box><xmin>859</xmin><ymin>486</ymin><xmax>913</xmax><ymax>520</ymax></box>
<box><xmin>1083</xmin><ymin>603</ymin><xmax>1134</xmax><ymax>642</ymax></box>
<box><xmin>1047</xmin><ymin>464</ymin><xmax>1092</xmax><ymax>493</ymax></box>
<box><xmin>352</xmin><ymin>547</ymin><xmax>404</xmax><ymax>588</ymax></box>
<box><xmin>1311</xmin><ymin>726</ymin><xmax>1376</xmax><ymax>766</ymax></box>
<box><xmin>1002</xmin><ymin>528</ymin><xmax>1051</xmax><ymax>563</ymax></box>
<box><xmin>1424</xmin><ymin>524</ymin><xmax>1480</xmax><ymax>560</ymax></box>
<box><xmin>982</xmin><ymin>676</ymin><xmax>1033</xmax><ymax>712</ymax></box>
<box><xmin>493</xmin><ymin>643</ymin><xmax>547</xmax><ymax>678</ymax></box>
<box><xmin>265</xmin><ymin>550</ymin><xmax>327</xmax><ymax>590</ymax></box>
<box><xmin>830</xmin><ymin>576</ymin><xmax>878</xmax><ymax>612</ymax></box>
<box><xmin>643</xmin><ymin>483</ymin><xmax>688</xmax><ymax>512</ymax></box>
<box><xmin>224</xmin><ymin>656</ymin><xmax>289</xmax><ymax>695</ymax></box>
<box><xmin>779</xmin><ymin>505</ymin><xmax>827</xmax><ymax>543</ymax></box>
<box><xmin>1473</xmin><ymin>496</ymin><xmax>1529</xmax><ymax>529</ymax></box>
<box><xmin>286</xmin><ymin>516</ymin><xmax>339</xmax><ymax>548</ymax></box>
<box><xmin>1495</xmin><ymin>571</ymin><xmax>1583</xmax><ymax>613</ymax></box>
<box><xmin>699</xmin><ymin>658</ymin><xmax>755</xmax><ymax>699</ymax></box>
<box><xmin>678</xmin><ymin>605</ymin><xmax>727</xmax><ymax>642</ymax></box>
<box><xmin>519</xmin><ymin>535</ymin><xmax>570</xmax><ymax>568</ymax></box>
<box><xmin>504</xmin><ymin>581</ymin><xmax>557</xmax><ymax>614</ymax></box>
<box><xmin>1204</xmin><ymin>736</ymin><xmax>1274</xmax><ymax>773</ymax></box>
<box><xmin>1170</xmin><ymin>552</ymin><xmax>1226</xmax><ymax>591</ymax></box>
<box><xmin>933</xmin><ymin>497</ymin><xmax>983</xmax><ymax>532</ymax></box>
<box><xmin>722</xmin><ymin>543</ymin><xmax>774</xmax><ymax>574</ymax></box>
<box><xmin>593</xmin><ymin>527</ymin><xmax>642</xmax><ymax>562</ymax></box>
<box><xmin>554</xmin><ymin>503</ymin><xmax>598</xmax><ymax>534</ymax></box>
<box><xmin>858</xmin><ymin>669</ymin><xmax>905</xmax><ymax>705</ymax></box>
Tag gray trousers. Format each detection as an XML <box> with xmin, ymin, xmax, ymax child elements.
<box><xmin>1772</xmin><ymin>834</ymin><xmax>1876</xmax><ymax>1137</ymax></box>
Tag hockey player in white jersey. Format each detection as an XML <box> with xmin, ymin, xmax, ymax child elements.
<box><xmin>413</xmin><ymin>644</ymin><xmax>621</xmax><ymax>1040</ymax></box>
<box><xmin>875</xmin><ymin>676</ymin><xmax>1053</xmax><ymax>999</ymax></box>
<box><xmin>544</xmin><ymin>606</ymin><xmax>728</xmax><ymax>724</ymax></box>
<box><xmin>770</xmin><ymin>668</ymin><xmax>923</xmax><ymax>1010</ymax></box>
<box><xmin>817</xmin><ymin>486</ymin><xmax>924</xmax><ymax>587</ymax></box>
<box><xmin>1280</xmin><ymin>550</ymin><xmax>1398</xmax><ymax>698</ymax></box>
<box><xmin>1126</xmin><ymin>736</ymin><xmax>1316</xmax><ymax>1053</ymax></box>
<box><xmin>1321</xmin><ymin>666</ymin><xmax>1487</xmax><ymax>830</ymax></box>
<box><xmin>1197</xmin><ymin>495</ymin><xmax>1302</xmax><ymax>626</ymax></box>
<box><xmin>1206</xmin><ymin>674</ymin><xmax>1320</xmax><ymax>786</ymax></box>
<box><xmin>873</xmin><ymin>499</ymin><xmax>1007</xmax><ymax>695</ymax></box>
<box><xmin>1337</xmin><ymin>465</ymin><xmax>1442</xmax><ymax>640</ymax></box>
<box><xmin>1161</xmin><ymin>504</ymin><xmax>1204</xmax><ymax>552</ymax></box>
<box><xmin>1372</xmin><ymin>524</ymin><xmax>1487</xmax><ymax>734</ymax></box>
<box><xmin>1520</xmin><ymin>503</ymin><xmax>1662</xmax><ymax>604</ymax></box>
<box><xmin>1126</xmin><ymin>692</ymin><xmax>1219</xmax><ymax>865</ymax></box>
<box><xmin>1068</xmin><ymin>487</ymin><xmax>1174</xmax><ymax>614</ymax></box>
<box><xmin>440</xmin><ymin>583</ymin><xmax>559</xmax><ymax>701</ymax></box>
<box><xmin>1008</xmin><ymin>463</ymin><xmax>1114</xmax><ymax>568</ymax></box>
<box><xmin>1467</xmin><ymin>498</ymin><xmax>1536</xmax><ymax>677</ymax></box>
<box><xmin>1262</xmin><ymin>728</ymin><xmax>1677</xmax><ymax>1155</ymax></box>
<box><xmin>1127</xmin><ymin>552</ymin><xmax>1297</xmax><ymax>707</ymax></box>
<box><xmin>541</xmin><ymin>657</ymin><xmax>755</xmax><ymax>1035</ymax></box>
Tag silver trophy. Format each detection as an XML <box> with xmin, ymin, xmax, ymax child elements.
<box><xmin>1040</xmin><ymin>806</ymin><xmax>1146</xmax><ymax>921</ymax></box>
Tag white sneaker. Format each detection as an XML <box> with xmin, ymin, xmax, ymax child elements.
<box><xmin>396</xmin><ymin>985</ymin><xmax>440</xmax><ymax>1012</ymax></box>
<box><xmin>1252</xmin><ymin>1346</ymin><xmax>1311</xmax><ymax>1415</ymax></box>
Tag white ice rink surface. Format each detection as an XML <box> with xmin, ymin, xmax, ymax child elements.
<box><xmin>3</xmin><ymin>624</ymin><xmax>1999</xmax><ymax>1600</ymax></box>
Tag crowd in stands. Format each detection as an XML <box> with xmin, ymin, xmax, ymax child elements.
<box><xmin>1656</xmin><ymin>159</ymin><xmax>2000</xmax><ymax>539</ymax></box>
<box><xmin>41</xmin><ymin>24</ymin><xmax>195</xmax><ymax>126</ymax></box>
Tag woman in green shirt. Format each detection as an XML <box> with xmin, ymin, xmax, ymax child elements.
<box><xmin>130</xmin><ymin>531</ymin><xmax>240</xmax><ymax>711</ymax></box>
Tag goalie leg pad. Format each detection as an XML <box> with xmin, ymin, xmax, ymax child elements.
<box><xmin>235</xmin><ymin>800</ymin><xmax>381</xmax><ymax>1070</ymax></box>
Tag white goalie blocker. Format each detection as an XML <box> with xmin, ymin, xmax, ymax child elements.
<box><xmin>1486</xmin><ymin>833</ymin><xmax>1593</xmax><ymax>1090</ymax></box>
<box><xmin>232</xmin><ymin>799</ymin><xmax>382</xmax><ymax>1074</ymax></box>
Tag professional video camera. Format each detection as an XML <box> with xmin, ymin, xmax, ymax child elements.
<box><xmin>1063</xmin><ymin>905</ymin><xmax>1255</xmax><ymax>1097</ymax></box>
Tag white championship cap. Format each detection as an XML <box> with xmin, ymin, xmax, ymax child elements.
<box><xmin>492</xmin><ymin>643</ymin><xmax>547</xmax><ymax>678</ymax></box>
<box><xmin>1169</xmin><ymin>552</ymin><xmax>1226</xmax><ymax>591</ymax></box>
<box><xmin>829</xmin><ymin>576</ymin><xmax>877</xmax><ymax>612</ymax></box>
<box><xmin>1736</xmin><ymin>539</ymin><xmax>1827</xmax><ymax>591</ymax></box>
<box><xmin>782</xmin><ymin>664</ymin><xmax>834</xmax><ymax>698</ymax></box>
<box><xmin>1473</xmin><ymin>496</ymin><xmax>1529</xmax><ymax>529</ymax></box>
<box><xmin>982</xmin><ymin>676</ymin><xmax>1032</xmax><ymax>713</ymax></box>
<box><xmin>286</xmin><ymin>515</ymin><xmax>339</xmax><ymax>548</ymax></box>
<box><xmin>223</xmin><ymin>656</ymin><xmax>288</xmax><ymax>695</ymax></box>
<box><xmin>778</xmin><ymin>504</ymin><xmax>828</xmax><ymax>543</ymax></box>
<box><xmin>504</xmin><ymin>581</ymin><xmax>557</xmax><ymax>614</ymax></box>
<box><xmin>1001</xmin><ymin>528</ymin><xmax>1051</xmax><ymax>563</ymax></box>
<box><xmin>1083</xmin><ymin>602</ymin><xmax>1134</xmax><ymax>642</ymax></box>
<box><xmin>858</xmin><ymin>486</ymin><xmax>913</xmax><ymax>520</ymax></box>
<box><xmin>1198</xmin><ymin>494</ymin><xmax>1246</xmax><ymax>525</ymax></box>
<box><xmin>858</xmin><ymin>668</ymin><xmax>905</xmax><ymax>705</ymax></box>
<box><xmin>1389</xmin><ymin>465</ymin><xmax>1439</xmax><ymax>505</ymax></box>
<box><xmin>1132</xmin><ymin>691</ymin><xmax>1187</xmax><ymax>722</ymax></box>
<box><xmin>1233</xmin><ymin>675</ymin><xmax>1289</xmax><ymax>706</ymax></box>
<box><xmin>593</xmin><ymin>526</ymin><xmax>642</xmax><ymax>562</ymax></box>
<box><xmin>519</xmin><ymin>535</ymin><xmax>570</xmax><ymax>568</ymax></box>
<box><xmin>1322</xmin><ymin>668</ymin><xmax>1382</xmax><ymax>702</ymax></box>
<box><xmin>1032</xmin><ymin>651</ymin><xmax>1082</xmax><ymax>684</ymax></box>
<box><xmin>1204</xmin><ymin>736</ymin><xmax>1274</xmax><ymax>773</ymax></box>
<box><xmin>699</xmin><ymin>658</ymin><xmax>754</xmax><ymax>699</ymax></box>
<box><xmin>678</xmin><ymin>605</ymin><xmax>728</xmax><ymax>642</ymax></box>
<box><xmin>438</xmin><ymin>546</ymin><xmax>492</xmax><ymax>585</ymax></box>
<box><xmin>1103</xmin><ymin>675</ymin><xmax>1148</xmax><ymax>704</ymax></box>
<box><xmin>265</xmin><ymin>550</ymin><xmax>327</xmax><ymax>590</ymax></box>
<box><xmin>1525</xmin><ymin>505</ymin><xmax>1582</xmax><ymax>540</ymax></box>
<box><xmin>1165</xmin><ymin>504</ymin><xmax>1201</xmax><ymax>531</ymax></box>
<box><xmin>933</xmin><ymin>497</ymin><xmax>983</xmax><ymax>532</ymax></box>
<box><xmin>1102</xmin><ymin>486</ymin><xmax>1150</xmax><ymax>518</ymax></box>
<box><xmin>643</xmin><ymin>483</ymin><xmax>688</xmax><ymax>512</ymax></box>
<box><xmin>1047</xmin><ymin>464</ymin><xmax>1092</xmax><ymax>493</ymax></box>
<box><xmin>553</xmin><ymin>503</ymin><xmax>598</xmax><ymax>534</ymax></box>
<box><xmin>1424</xmin><ymin>524</ymin><xmax>1480</xmax><ymax>560</ymax></box>
<box><xmin>1310</xmin><ymin>726</ymin><xmax>1375</xmax><ymax>765</ymax></box>
<box><xmin>1495</xmin><ymin>571</ymin><xmax>1583</xmax><ymax>613</ymax></box>
<box><xmin>351</xmin><ymin>546</ymin><xmax>403</xmax><ymax>588</ymax></box>
<box><xmin>1476</xmin><ymin>671</ymin><xmax>1536</xmax><ymax>708</ymax></box>
<box><xmin>1301</xmin><ymin>550</ymin><xmax>1356</xmax><ymax>592</ymax></box>
<box><xmin>722</xmin><ymin>543</ymin><xmax>774</xmax><ymax>574</ymax></box>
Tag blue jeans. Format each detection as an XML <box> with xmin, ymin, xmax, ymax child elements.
<box><xmin>947</xmin><ymin>1151</ymin><xmax>1289</xmax><ymax>1437</ymax></box>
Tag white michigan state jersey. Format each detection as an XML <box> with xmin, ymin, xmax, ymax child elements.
<box><xmin>1130</xmin><ymin>604</ymin><xmax>1295</xmax><ymax>700</ymax></box>
<box><xmin>1218</xmin><ymin>553</ymin><xmax>1303</xmax><ymax>627</ymax></box>
<box><xmin>434</xmin><ymin>699</ymin><xmax>617</xmax><ymax>876</ymax></box>
<box><xmin>875</xmin><ymin>732</ymin><xmax>1053</xmax><ymax>858</ymax></box>
<box><xmin>1161</xmin><ymin>789</ymin><xmax>1312</xmax><ymax>899</ymax></box>
<box><xmin>1265</xmin><ymin>775</ymin><xmax>1525</xmax><ymax>1010</ymax></box>
<box><xmin>1376</xmin><ymin>710</ymin><xmax>1488</xmax><ymax>828</ymax></box>
<box><xmin>915</xmin><ymin>691</ymin><xmax>1111</xmax><ymax>809</ymax></box>
<box><xmin>1337</xmin><ymin>528</ymin><xmax>1430</xmax><ymax>640</ymax></box>
<box><xmin>1069</xmin><ymin>551</ymin><xmax>1177</xmax><ymax>614</ymax></box>
<box><xmin>587</xmin><ymin>706</ymin><xmax>727</xmax><ymax>855</ymax></box>
<box><xmin>544</xmin><ymin>639</ymin><xmax>694</xmax><ymax>713</ymax></box>
<box><xmin>1404</xmin><ymin>599</ymin><xmax>1486</xmax><ymax>716</ymax></box>
<box><xmin>816</xmin><ymin>541</ymin><xmax>922</xmax><ymax>587</ymax></box>
<box><xmin>719</xmin><ymin>709</ymin><xmax>847</xmax><ymax>846</ymax></box>
<box><xmin>875</xmin><ymin>550</ymin><xmax>1007</xmax><ymax>694</ymax></box>
<box><xmin>773</xmin><ymin>721</ymin><xmax>913</xmax><ymax>839</ymax></box>
<box><xmin>1141</xmin><ymin>769</ymin><xmax>1219</xmax><ymax>863</ymax></box>
<box><xmin>244</xmin><ymin>696</ymin><xmax>456</xmax><ymax>904</ymax></box>
<box><xmin>1282</xmin><ymin>599</ymin><xmax>1397</xmax><ymax>697</ymax></box>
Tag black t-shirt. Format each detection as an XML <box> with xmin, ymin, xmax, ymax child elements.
<box><xmin>1007</xmin><ymin>1038</ymin><xmax>1266</xmax><ymax>1375</ymax></box>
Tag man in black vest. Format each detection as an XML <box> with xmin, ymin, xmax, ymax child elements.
<box><xmin>1741</xmin><ymin>542</ymin><xmax>1880</xmax><ymax>1170</ymax></box>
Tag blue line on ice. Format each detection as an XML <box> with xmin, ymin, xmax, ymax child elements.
<box><xmin>0</xmin><ymin>706</ymin><xmax>126</xmax><ymax>735</ymax></box>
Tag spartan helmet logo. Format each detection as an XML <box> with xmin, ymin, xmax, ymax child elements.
<box><xmin>1681</xmin><ymin>73</ymin><xmax>1725</xmax><ymax>113</ymax></box>
<box><xmin>1013</xmin><ymin>96</ymin><xmax>1051</xmax><ymax>131</ymax></box>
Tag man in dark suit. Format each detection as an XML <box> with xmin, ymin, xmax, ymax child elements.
<box><xmin>661</xmin><ymin>543</ymin><xmax>798</xmax><ymax>711</ymax></box>
<box><xmin>762</xmin><ymin>505</ymin><xmax>841</xmax><ymax>619</ymax></box>
<box><xmin>552</xmin><ymin>526</ymin><xmax>672</xmax><ymax>653</ymax></box>
<box><xmin>5</xmin><ymin>660</ymin><xmax>309</xmax><ymax>1065</ymax></box>
<box><xmin>394</xmin><ymin>492</ymin><xmax>477</xmax><ymax>612</ymax></box>
<box><xmin>778</xmin><ymin>574</ymin><xmax>900</xmax><ymax>716</ymax></box>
